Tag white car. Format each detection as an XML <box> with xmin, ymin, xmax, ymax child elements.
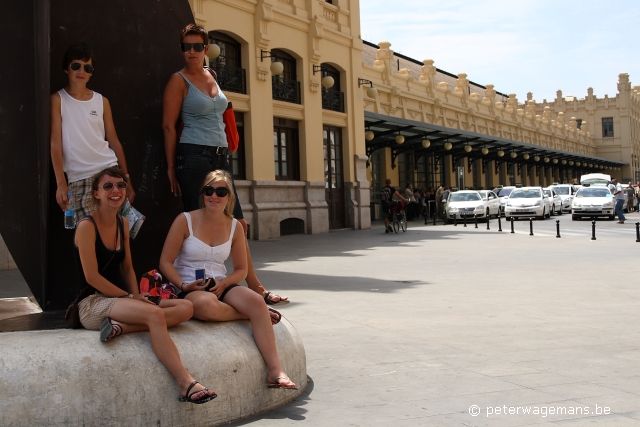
<box><xmin>543</xmin><ymin>187</ymin><xmax>563</xmax><ymax>216</ymax></box>
<box><xmin>572</xmin><ymin>186</ymin><xmax>615</xmax><ymax>220</ymax></box>
<box><xmin>550</xmin><ymin>184</ymin><xmax>579</xmax><ymax>213</ymax></box>
<box><xmin>477</xmin><ymin>190</ymin><xmax>501</xmax><ymax>219</ymax></box>
<box><xmin>495</xmin><ymin>186</ymin><xmax>516</xmax><ymax>216</ymax></box>
<box><xmin>444</xmin><ymin>190</ymin><xmax>487</xmax><ymax>223</ymax></box>
<box><xmin>505</xmin><ymin>187</ymin><xmax>551</xmax><ymax>220</ymax></box>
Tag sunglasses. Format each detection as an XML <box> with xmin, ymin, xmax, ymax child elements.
<box><xmin>70</xmin><ymin>62</ymin><xmax>94</xmax><ymax>73</ymax></box>
<box><xmin>180</xmin><ymin>42</ymin><xmax>205</xmax><ymax>52</ymax></box>
<box><xmin>202</xmin><ymin>185</ymin><xmax>229</xmax><ymax>197</ymax></box>
<box><xmin>102</xmin><ymin>181</ymin><xmax>128</xmax><ymax>191</ymax></box>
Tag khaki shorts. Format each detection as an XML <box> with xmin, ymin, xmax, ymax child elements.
<box><xmin>78</xmin><ymin>293</ymin><xmax>118</xmax><ymax>330</ymax></box>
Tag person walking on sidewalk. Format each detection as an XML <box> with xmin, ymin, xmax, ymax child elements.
<box><xmin>612</xmin><ymin>178</ymin><xmax>626</xmax><ymax>224</ymax></box>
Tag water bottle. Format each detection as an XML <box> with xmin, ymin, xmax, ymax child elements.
<box><xmin>64</xmin><ymin>191</ymin><xmax>76</xmax><ymax>229</ymax></box>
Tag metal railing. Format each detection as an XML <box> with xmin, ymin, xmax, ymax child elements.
<box><xmin>209</xmin><ymin>63</ymin><xmax>246</xmax><ymax>94</ymax></box>
<box><xmin>272</xmin><ymin>76</ymin><xmax>301</xmax><ymax>104</ymax></box>
<box><xmin>322</xmin><ymin>87</ymin><xmax>344</xmax><ymax>112</ymax></box>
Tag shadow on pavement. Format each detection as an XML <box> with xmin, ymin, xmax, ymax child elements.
<box><xmin>223</xmin><ymin>376</ymin><xmax>314</xmax><ymax>425</ymax></box>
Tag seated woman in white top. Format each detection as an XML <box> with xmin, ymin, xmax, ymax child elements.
<box><xmin>159</xmin><ymin>170</ymin><xmax>296</xmax><ymax>389</ymax></box>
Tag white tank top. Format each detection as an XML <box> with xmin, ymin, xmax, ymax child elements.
<box><xmin>58</xmin><ymin>89</ymin><xmax>118</xmax><ymax>182</ymax></box>
<box><xmin>172</xmin><ymin>212</ymin><xmax>237</xmax><ymax>284</ymax></box>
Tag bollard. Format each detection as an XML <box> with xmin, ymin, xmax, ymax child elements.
<box><xmin>474</xmin><ymin>215</ymin><xmax>478</xmax><ymax>229</ymax></box>
<box><xmin>498</xmin><ymin>215</ymin><xmax>502</xmax><ymax>232</ymax></box>
<box><xmin>510</xmin><ymin>217</ymin><xmax>515</xmax><ymax>233</ymax></box>
<box><xmin>529</xmin><ymin>218</ymin><xmax>534</xmax><ymax>236</ymax></box>
<box><xmin>463</xmin><ymin>214</ymin><xmax>467</xmax><ymax>227</ymax></box>
<box><xmin>636</xmin><ymin>222</ymin><xmax>640</xmax><ymax>242</ymax></box>
<box><xmin>486</xmin><ymin>214</ymin><xmax>490</xmax><ymax>230</ymax></box>
<box><xmin>433</xmin><ymin>213</ymin><xmax>436</xmax><ymax>226</ymax></box>
<box><xmin>453</xmin><ymin>213</ymin><xmax>457</xmax><ymax>226</ymax></box>
<box><xmin>591</xmin><ymin>220</ymin><xmax>596</xmax><ymax>241</ymax></box>
<box><xmin>556</xmin><ymin>220</ymin><xmax>561</xmax><ymax>238</ymax></box>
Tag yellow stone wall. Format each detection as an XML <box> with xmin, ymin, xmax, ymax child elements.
<box><xmin>534</xmin><ymin>75</ymin><xmax>640</xmax><ymax>182</ymax></box>
<box><xmin>191</xmin><ymin>0</ymin><xmax>370</xmax><ymax>238</ymax></box>
<box><xmin>361</xmin><ymin>41</ymin><xmax>601</xmax><ymax>189</ymax></box>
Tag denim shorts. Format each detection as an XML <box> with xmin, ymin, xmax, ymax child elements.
<box><xmin>176</xmin><ymin>143</ymin><xmax>243</xmax><ymax>218</ymax></box>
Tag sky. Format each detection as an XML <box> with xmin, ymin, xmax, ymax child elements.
<box><xmin>360</xmin><ymin>0</ymin><xmax>639</xmax><ymax>102</ymax></box>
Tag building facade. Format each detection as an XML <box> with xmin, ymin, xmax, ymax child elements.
<box><xmin>188</xmin><ymin>0</ymin><xmax>370</xmax><ymax>240</ymax></box>
<box><xmin>361</xmin><ymin>41</ymin><xmax>627</xmax><ymax>215</ymax></box>
<box><xmin>535</xmin><ymin>76</ymin><xmax>640</xmax><ymax>183</ymax></box>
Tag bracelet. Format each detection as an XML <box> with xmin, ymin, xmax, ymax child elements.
<box><xmin>181</xmin><ymin>283</ymin><xmax>187</xmax><ymax>292</ymax></box>
<box><xmin>120</xmin><ymin>293</ymin><xmax>133</xmax><ymax>298</ymax></box>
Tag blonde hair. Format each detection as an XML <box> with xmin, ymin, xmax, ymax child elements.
<box><xmin>199</xmin><ymin>170</ymin><xmax>235</xmax><ymax>218</ymax></box>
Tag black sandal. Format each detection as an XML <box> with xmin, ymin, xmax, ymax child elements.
<box><xmin>178</xmin><ymin>381</ymin><xmax>217</xmax><ymax>404</ymax></box>
<box><xmin>264</xmin><ymin>291</ymin><xmax>290</xmax><ymax>306</ymax></box>
<box><xmin>268</xmin><ymin>307</ymin><xmax>282</xmax><ymax>325</ymax></box>
<box><xmin>99</xmin><ymin>317</ymin><xmax>123</xmax><ymax>342</ymax></box>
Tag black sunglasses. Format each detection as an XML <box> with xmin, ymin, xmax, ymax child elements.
<box><xmin>70</xmin><ymin>62</ymin><xmax>94</xmax><ymax>73</ymax></box>
<box><xmin>102</xmin><ymin>181</ymin><xmax>128</xmax><ymax>191</ymax></box>
<box><xmin>202</xmin><ymin>185</ymin><xmax>229</xmax><ymax>197</ymax></box>
<box><xmin>180</xmin><ymin>42</ymin><xmax>205</xmax><ymax>52</ymax></box>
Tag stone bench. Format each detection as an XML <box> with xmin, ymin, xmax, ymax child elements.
<box><xmin>0</xmin><ymin>317</ymin><xmax>307</xmax><ymax>426</ymax></box>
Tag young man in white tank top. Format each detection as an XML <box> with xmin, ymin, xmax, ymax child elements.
<box><xmin>50</xmin><ymin>42</ymin><xmax>135</xmax><ymax>225</ymax></box>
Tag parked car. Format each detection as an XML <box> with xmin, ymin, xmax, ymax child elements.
<box><xmin>550</xmin><ymin>184</ymin><xmax>578</xmax><ymax>213</ymax></box>
<box><xmin>504</xmin><ymin>187</ymin><xmax>551</xmax><ymax>220</ymax></box>
<box><xmin>495</xmin><ymin>186</ymin><xmax>516</xmax><ymax>216</ymax></box>
<box><xmin>571</xmin><ymin>186</ymin><xmax>615</xmax><ymax>220</ymax></box>
<box><xmin>444</xmin><ymin>190</ymin><xmax>487</xmax><ymax>223</ymax></box>
<box><xmin>543</xmin><ymin>187</ymin><xmax>563</xmax><ymax>215</ymax></box>
<box><xmin>477</xmin><ymin>190</ymin><xmax>501</xmax><ymax>218</ymax></box>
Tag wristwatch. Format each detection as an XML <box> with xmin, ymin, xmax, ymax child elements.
<box><xmin>181</xmin><ymin>283</ymin><xmax>188</xmax><ymax>292</ymax></box>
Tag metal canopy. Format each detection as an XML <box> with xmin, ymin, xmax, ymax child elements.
<box><xmin>364</xmin><ymin>111</ymin><xmax>625</xmax><ymax>173</ymax></box>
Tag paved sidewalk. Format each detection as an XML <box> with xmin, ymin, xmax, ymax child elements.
<box><xmin>2</xmin><ymin>214</ymin><xmax>640</xmax><ymax>426</ymax></box>
<box><xmin>228</xmin><ymin>214</ymin><xmax>640</xmax><ymax>426</ymax></box>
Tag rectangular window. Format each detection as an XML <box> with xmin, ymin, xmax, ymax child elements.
<box><xmin>273</xmin><ymin>118</ymin><xmax>299</xmax><ymax>180</ymax></box>
<box><xmin>602</xmin><ymin>117</ymin><xmax>614</xmax><ymax>138</ymax></box>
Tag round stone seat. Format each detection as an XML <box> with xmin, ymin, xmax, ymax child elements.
<box><xmin>0</xmin><ymin>317</ymin><xmax>306</xmax><ymax>426</ymax></box>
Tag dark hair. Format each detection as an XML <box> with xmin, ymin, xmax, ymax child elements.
<box><xmin>91</xmin><ymin>166</ymin><xmax>126</xmax><ymax>206</ymax></box>
<box><xmin>180</xmin><ymin>23</ymin><xmax>208</xmax><ymax>44</ymax></box>
<box><xmin>62</xmin><ymin>42</ymin><xmax>95</xmax><ymax>71</ymax></box>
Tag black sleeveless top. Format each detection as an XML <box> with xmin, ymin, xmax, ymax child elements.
<box><xmin>75</xmin><ymin>215</ymin><xmax>127</xmax><ymax>298</ymax></box>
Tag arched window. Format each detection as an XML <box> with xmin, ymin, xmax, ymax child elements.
<box><xmin>321</xmin><ymin>63</ymin><xmax>344</xmax><ymax>112</ymax></box>
<box><xmin>271</xmin><ymin>49</ymin><xmax>300</xmax><ymax>104</ymax></box>
<box><xmin>208</xmin><ymin>31</ymin><xmax>246</xmax><ymax>94</ymax></box>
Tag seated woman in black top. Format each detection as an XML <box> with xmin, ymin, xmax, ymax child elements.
<box><xmin>74</xmin><ymin>166</ymin><xmax>216</xmax><ymax>404</ymax></box>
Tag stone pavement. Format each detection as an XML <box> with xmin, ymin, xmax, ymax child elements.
<box><xmin>2</xmin><ymin>213</ymin><xmax>640</xmax><ymax>426</ymax></box>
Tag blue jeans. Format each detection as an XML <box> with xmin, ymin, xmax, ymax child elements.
<box><xmin>615</xmin><ymin>199</ymin><xmax>625</xmax><ymax>221</ymax></box>
<box><xmin>176</xmin><ymin>143</ymin><xmax>244</xmax><ymax>218</ymax></box>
